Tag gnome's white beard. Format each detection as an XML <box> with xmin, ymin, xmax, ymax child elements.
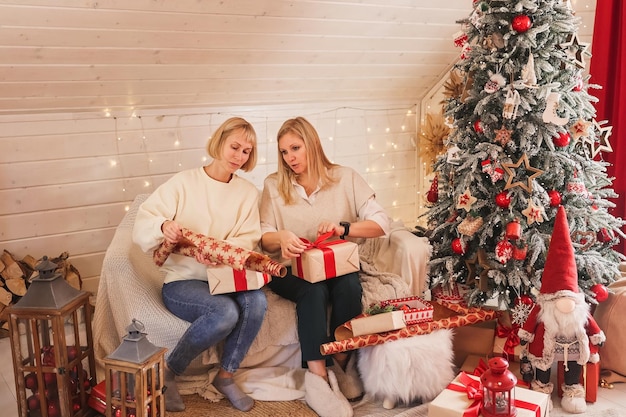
<box><xmin>538</xmin><ymin>295</ymin><xmax>589</xmax><ymax>339</ymax></box>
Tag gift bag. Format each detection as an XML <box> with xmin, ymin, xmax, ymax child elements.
<box><xmin>593</xmin><ymin>277</ymin><xmax>626</xmax><ymax>383</ymax></box>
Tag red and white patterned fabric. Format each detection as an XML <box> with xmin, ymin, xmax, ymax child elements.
<box><xmin>153</xmin><ymin>227</ymin><xmax>286</xmax><ymax>277</ymax></box>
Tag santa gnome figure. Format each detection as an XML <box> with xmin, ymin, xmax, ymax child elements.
<box><xmin>518</xmin><ymin>206</ymin><xmax>605</xmax><ymax>414</ymax></box>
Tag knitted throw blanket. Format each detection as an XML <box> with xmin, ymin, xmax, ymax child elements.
<box><xmin>153</xmin><ymin>228</ymin><xmax>287</xmax><ymax>277</ymax></box>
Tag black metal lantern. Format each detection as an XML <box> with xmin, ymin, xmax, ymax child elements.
<box><xmin>8</xmin><ymin>256</ymin><xmax>97</xmax><ymax>417</ymax></box>
<box><xmin>103</xmin><ymin>319</ymin><xmax>166</xmax><ymax>417</ymax></box>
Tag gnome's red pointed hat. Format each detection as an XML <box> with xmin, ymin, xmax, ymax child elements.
<box><xmin>538</xmin><ymin>206</ymin><xmax>581</xmax><ymax>301</ymax></box>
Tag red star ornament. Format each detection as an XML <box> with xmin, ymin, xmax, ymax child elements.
<box><xmin>494</xmin><ymin>125</ymin><xmax>513</xmax><ymax>146</ymax></box>
<box><xmin>456</xmin><ymin>188</ymin><xmax>478</xmax><ymax>211</ymax></box>
<box><xmin>502</xmin><ymin>153</ymin><xmax>544</xmax><ymax>193</ymax></box>
<box><xmin>521</xmin><ymin>199</ymin><xmax>545</xmax><ymax>225</ymax></box>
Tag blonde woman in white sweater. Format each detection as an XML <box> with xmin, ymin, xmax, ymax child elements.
<box><xmin>259</xmin><ymin>117</ymin><xmax>391</xmax><ymax>417</ymax></box>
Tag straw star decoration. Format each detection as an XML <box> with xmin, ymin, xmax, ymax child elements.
<box><xmin>502</xmin><ymin>153</ymin><xmax>544</xmax><ymax>193</ymax></box>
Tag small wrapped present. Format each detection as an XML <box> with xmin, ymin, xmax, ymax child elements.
<box><xmin>292</xmin><ymin>232</ymin><xmax>359</xmax><ymax>283</ymax></box>
<box><xmin>557</xmin><ymin>361</ymin><xmax>599</xmax><ymax>403</ymax></box>
<box><xmin>428</xmin><ymin>372</ymin><xmax>549</xmax><ymax>417</ymax></box>
<box><xmin>380</xmin><ymin>296</ymin><xmax>434</xmax><ymax>325</ymax></box>
<box><xmin>350</xmin><ymin>310</ymin><xmax>406</xmax><ymax>337</ymax></box>
<box><xmin>207</xmin><ymin>266</ymin><xmax>271</xmax><ymax>294</ymax></box>
<box><xmin>432</xmin><ymin>282</ymin><xmax>468</xmax><ymax>304</ymax></box>
<box><xmin>492</xmin><ymin>315</ymin><xmax>523</xmax><ymax>362</ymax></box>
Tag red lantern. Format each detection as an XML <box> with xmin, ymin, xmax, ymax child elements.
<box><xmin>505</xmin><ymin>218</ymin><xmax>521</xmax><ymax>240</ymax></box>
<box><xmin>512</xmin><ymin>243</ymin><xmax>528</xmax><ymax>260</ymax></box>
<box><xmin>481</xmin><ymin>357</ymin><xmax>517</xmax><ymax>417</ymax></box>
<box><xmin>495</xmin><ymin>192</ymin><xmax>511</xmax><ymax>209</ymax></box>
<box><xmin>553</xmin><ymin>132</ymin><xmax>571</xmax><ymax>147</ymax></box>
<box><xmin>451</xmin><ymin>238</ymin><xmax>466</xmax><ymax>255</ymax></box>
<box><xmin>547</xmin><ymin>190</ymin><xmax>562</xmax><ymax>207</ymax></box>
<box><xmin>512</xmin><ymin>14</ymin><xmax>532</xmax><ymax>33</ymax></box>
<box><xmin>591</xmin><ymin>284</ymin><xmax>609</xmax><ymax>303</ymax></box>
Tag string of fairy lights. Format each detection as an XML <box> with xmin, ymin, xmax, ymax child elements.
<box><xmin>106</xmin><ymin>105</ymin><xmax>421</xmax><ymax>221</ymax></box>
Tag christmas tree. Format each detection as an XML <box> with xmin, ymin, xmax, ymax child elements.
<box><xmin>425</xmin><ymin>0</ymin><xmax>625</xmax><ymax>311</ymax></box>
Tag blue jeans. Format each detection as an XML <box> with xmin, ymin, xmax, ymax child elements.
<box><xmin>162</xmin><ymin>279</ymin><xmax>267</xmax><ymax>375</ymax></box>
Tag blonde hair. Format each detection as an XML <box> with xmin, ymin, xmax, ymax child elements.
<box><xmin>206</xmin><ymin>117</ymin><xmax>257</xmax><ymax>172</ymax></box>
<box><xmin>276</xmin><ymin>117</ymin><xmax>337</xmax><ymax>204</ymax></box>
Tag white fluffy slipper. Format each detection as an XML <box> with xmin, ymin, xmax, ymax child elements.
<box><xmin>304</xmin><ymin>370</ymin><xmax>353</xmax><ymax>417</ymax></box>
<box><xmin>331</xmin><ymin>354</ymin><xmax>364</xmax><ymax>401</ymax></box>
<box><xmin>561</xmin><ymin>383</ymin><xmax>587</xmax><ymax>414</ymax></box>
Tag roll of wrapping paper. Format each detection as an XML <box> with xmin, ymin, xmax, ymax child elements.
<box><xmin>320</xmin><ymin>301</ymin><xmax>500</xmax><ymax>355</ymax></box>
<box><xmin>153</xmin><ymin>228</ymin><xmax>287</xmax><ymax>277</ymax></box>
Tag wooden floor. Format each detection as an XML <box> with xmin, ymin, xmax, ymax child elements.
<box><xmin>2</xmin><ymin>335</ymin><xmax>626</xmax><ymax>416</ymax></box>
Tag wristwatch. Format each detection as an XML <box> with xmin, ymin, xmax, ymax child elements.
<box><xmin>339</xmin><ymin>221</ymin><xmax>351</xmax><ymax>239</ymax></box>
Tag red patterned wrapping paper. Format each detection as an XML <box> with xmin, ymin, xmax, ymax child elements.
<box><xmin>291</xmin><ymin>232</ymin><xmax>359</xmax><ymax>282</ymax></box>
<box><xmin>153</xmin><ymin>227</ymin><xmax>286</xmax><ymax>277</ymax></box>
<box><xmin>321</xmin><ymin>301</ymin><xmax>500</xmax><ymax>355</ymax></box>
<box><xmin>207</xmin><ymin>266</ymin><xmax>272</xmax><ymax>295</ymax></box>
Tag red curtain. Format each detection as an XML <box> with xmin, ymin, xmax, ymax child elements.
<box><xmin>590</xmin><ymin>1</ymin><xmax>626</xmax><ymax>255</ymax></box>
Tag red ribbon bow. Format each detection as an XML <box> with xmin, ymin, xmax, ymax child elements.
<box><xmin>446</xmin><ymin>372</ymin><xmax>483</xmax><ymax>417</ymax></box>
<box><xmin>496</xmin><ymin>323</ymin><xmax>521</xmax><ymax>360</ymax></box>
<box><xmin>471</xmin><ymin>358</ymin><xmax>489</xmax><ymax>377</ymax></box>
<box><xmin>296</xmin><ymin>232</ymin><xmax>345</xmax><ymax>279</ymax></box>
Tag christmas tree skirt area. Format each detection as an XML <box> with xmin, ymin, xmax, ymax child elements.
<box><xmin>170</xmin><ymin>393</ymin><xmax>625</xmax><ymax>416</ymax></box>
<box><xmin>171</xmin><ymin>395</ymin><xmax>431</xmax><ymax>417</ymax></box>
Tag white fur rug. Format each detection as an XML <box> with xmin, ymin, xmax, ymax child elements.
<box><xmin>357</xmin><ymin>329</ymin><xmax>455</xmax><ymax>409</ymax></box>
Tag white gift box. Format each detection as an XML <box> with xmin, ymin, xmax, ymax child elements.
<box><xmin>350</xmin><ymin>310</ymin><xmax>406</xmax><ymax>337</ymax></box>
<box><xmin>428</xmin><ymin>372</ymin><xmax>549</xmax><ymax>417</ymax></box>
<box><xmin>207</xmin><ymin>266</ymin><xmax>271</xmax><ymax>294</ymax></box>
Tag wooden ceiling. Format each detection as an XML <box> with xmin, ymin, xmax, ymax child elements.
<box><xmin>0</xmin><ymin>0</ymin><xmax>596</xmax><ymax>116</ymax></box>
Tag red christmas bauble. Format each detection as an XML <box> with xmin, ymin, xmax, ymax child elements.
<box><xmin>47</xmin><ymin>400</ymin><xmax>60</xmax><ymax>417</ymax></box>
<box><xmin>473</xmin><ymin>119</ymin><xmax>484</xmax><ymax>134</ymax></box>
<box><xmin>495</xmin><ymin>192</ymin><xmax>511</xmax><ymax>208</ymax></box>
<box><xmin>553</xmin><ymin>132</ymin><xmax>571</xmax><ymax>147</ymax></box>
<box><xmin>512</xmin><ymin>15</ymin><xmax>532</xmax><ymax>33</ymax></box>
<box><xmin>67</xmin><ymin>345</ymin><xmax>79</xmax><ymax>361</ymax></box>
<box><xmin>591</xmin><ymin>284</ymin><xmax>609</xmax><ymax>302</ymax></box>
<box><xmin>44</xmin><ymin>372</ymin><xmax>57</xmax><ymax>388</ymax></box>
<box><xmin>495</xmin><ymin>240</ymin><xmax>513</xmax><ymax>264</ymax></box>
<box><xmin>548</xmin><ymin>190</ymin><xmax>562</xmax><ymax>207</ymax></box>
<box><xmin>27</xmin><ymin>394</ymin><xmax>40</xmax><ymax>411</ymax></box>
<box><xmin>24</xmin><ymin>373</ymin><xmax>38</xmax><ymax>391</ymax></box>
<box><xmin>451</xmin><ymin>238</ymin><xmax>466</xmax><ymax>255</ymax></box>
<box><xmin>516</xmin><ymin>294</ymin><xmax>534</xmax><ymax>306</ymax></box>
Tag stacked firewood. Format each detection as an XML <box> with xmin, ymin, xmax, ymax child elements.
<box><xmin>0</xmin><ymin>250</ymin><xmax>81</xmax><ymax>336</ymax></box>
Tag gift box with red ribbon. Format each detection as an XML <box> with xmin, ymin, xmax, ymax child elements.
<box><xmin>428</xmin><ymin>372</ymin><xmax>549</xmax><ymax>417</ymax></box>
<box><xmin>557</xmin><ymin>361</ymin><xmax>599</xmax><ymax>403</ymax></box>
<box><xmin>291</xmin><ymin>232</ymin><xmax>359</xmax><ymax>283</ymax></box>
<box><xmin>207</xmin><ymin>266</ymin><xmax>271</xmax><ymax>294</ymax></box>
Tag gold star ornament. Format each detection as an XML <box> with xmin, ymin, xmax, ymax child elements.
<box><xmin>502</xmin><ymin>153</ymin><xmax>544</xmax><ymax>193</ymax></box>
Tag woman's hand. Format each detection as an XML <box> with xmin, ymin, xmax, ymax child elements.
<box><xmin>194</xmin><ymin>252</ymin><xmax>219</xmax><ymax>267</ymax></box>
<box><xmin>317</xmin><ymin>221</ymin><xmax>343</xmax><ymax>237</ymax></box>
<box><xmin>161</xmin><ymin>220</ymin><xmax>183</xmax><ymax>244</ymax></box>
<box><xmin>280</xmin><ymin>230</ymin><xmax>307</xmax><ymax>259</ymax></box>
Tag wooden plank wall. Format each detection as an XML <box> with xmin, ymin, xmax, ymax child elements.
<box><xmin>0</xmin><ymin>103</ymin><xmax>419</xmax><ymax>294</ymax></box>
